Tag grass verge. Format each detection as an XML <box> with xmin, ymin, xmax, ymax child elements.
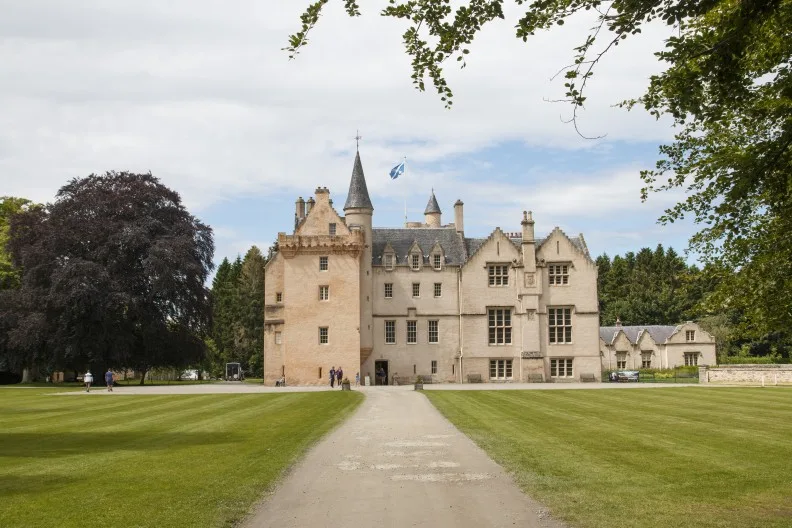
<box><xmin>0</xmin><ymin>388</ymin><xmax>362</xmax><ymax>528</ymax></box>
<box><xmin>425</xmin><ymin>387</ymin><xmax>792</xmax><ymax>528</ymax></box>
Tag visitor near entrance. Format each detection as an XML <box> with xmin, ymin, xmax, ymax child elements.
<box><xmin>336</xmin><ymin>367</ymin><xmax>343</xmax><ymax>388</ymax></box>
<box><xmin>329</xmin><ymin>366</ymin><xmax>336</xmax><ymax>388</ymax></box>
<box><xmin>355</xmin><ymin>372</ymin><xmax>360</xmax><ymax>386</ymax></box>
<box><xmin>84</xmin><ymin>371</ymin><xmax>93</xmax><ymax>392</ymax></box>
<box><xmin>105</xmin><ymin>369</ymin><xmax>114</xmax><ymax>391</ymax></box>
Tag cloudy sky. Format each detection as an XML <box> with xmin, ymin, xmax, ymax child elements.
<box><xmin>1</xmin><ymin>0</ymin><xmax>699</xmax><ymax>270</ymax></box>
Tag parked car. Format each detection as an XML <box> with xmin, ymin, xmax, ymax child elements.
<box><xmin>617</xmin><ymin>370</ymin><xmax>640</xmax><ymax>382</ymax></box>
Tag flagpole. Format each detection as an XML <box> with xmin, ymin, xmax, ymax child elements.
<box><xmin>403</xmin><ymin>156</ymin><xmax>408</xmax><ymax>226</ymax></box>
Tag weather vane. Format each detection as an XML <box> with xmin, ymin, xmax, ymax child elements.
<box><xmin>355</xmin><ymin>130</ymin><xmax>362</xmax><ymax>151</ymax></box>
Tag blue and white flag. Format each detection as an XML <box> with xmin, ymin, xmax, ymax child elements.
<box><xmin>389</xmin><ymin>161</ymin><xmax>405</xmax><ymax>180</ymax></box>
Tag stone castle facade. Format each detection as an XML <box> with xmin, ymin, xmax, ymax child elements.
<box><xmin>263</xmin><ymin>151</ymin><xmax>602</xmax><ymax>385</ymax></box>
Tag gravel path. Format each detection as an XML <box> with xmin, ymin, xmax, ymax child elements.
<box><xmin>241</xmin><ymin>387</ymin><xmax>565</xmax><ymax>528</ymax></box>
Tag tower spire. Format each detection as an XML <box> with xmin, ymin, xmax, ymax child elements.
<box><xmin>344</xmin><ymin>151</ymin><xmax>373</xmax><ymax>211</ymax></box>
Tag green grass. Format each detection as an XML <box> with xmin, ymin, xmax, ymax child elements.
<box><xmin>0</xmin><ymin>388</ymin><xmax>362</xmax><ymax>528</ymax></box>
<box><xmin>425</xmin><ymin>388</ymin><xmax>792</xmax><ymax>528</ymax></box>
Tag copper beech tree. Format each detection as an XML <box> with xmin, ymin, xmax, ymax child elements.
<box><xmin>0</xmin><ymin>172</ymin><xmax>214</xmax><ymax>382</ymax></box>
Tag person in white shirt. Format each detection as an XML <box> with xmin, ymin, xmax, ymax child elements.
<box><xmin>84</xmin><ymin>371</ymin><xmax>94</xmax><ymax>392</ymax></box>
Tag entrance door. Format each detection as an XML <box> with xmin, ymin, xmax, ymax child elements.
<box><xmin>374</xmin><ymin>360</ymin><xmax>389</xmax><ymax>386</ymax></box>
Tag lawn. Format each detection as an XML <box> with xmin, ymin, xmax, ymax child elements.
<box><xmin>0</xmin><ymin>388</ymin><xmax>362</xmax><ymax>528</ymax></box>
<box><xmin>425</xmin><ymin>388</ymin><xmax>792</xmax><ymax>528</ymax></box>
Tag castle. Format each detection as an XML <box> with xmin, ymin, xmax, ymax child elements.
<box><xmin>263</xmin><ymin>151</ymin><xmax>602</xmax><ymax>385</ymax></box>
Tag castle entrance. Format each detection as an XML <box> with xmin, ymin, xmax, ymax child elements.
<box><xmin>374</xmin><ymin>360</ymin><xmax>389</xmax><ymax>386</ymax></box>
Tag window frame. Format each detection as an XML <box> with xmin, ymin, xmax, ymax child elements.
<box><xmin>641</xmin><ymin>351</ymin><xmax>652</xmax><ymax>369</ymax></box>
<box><xmin>276</xmin><ymin>292</ymin><xmax>283</xmax><ymax>303</ymax></box>
<box><xmin>384</xmin><ymin>254</ymin><xmax>395</xmax><ymax>270</ymax></box>
<box><xmin>433</xmin><ymin>282</ymin><xmax>442</xmax><ymax>298</ymax></box>
<box><xmin>684</xmin><ymin>352</ymin><xmax>699</xmax><ymax>366</ymax></box>
<box><xmin>488</xmin><ymin>264</ymin><xmax>510</xmax><ymax>286</ymax></box>
<box><xmin>548</xmin><ymin>263</ymin><xmax>570</xmax><ymax>285</ymax></box>
<box><xmin>384</xmin><ymin>282</ymin><xmax>393</xmax><ymax>299</ymax></box>
<box><xmin>686</xmin><ymin>330</ymin><xmax>696</xmax><ymax>342</ymax></box>
<box><xmin>319</xmin><ymin>256</ymin><xmax>328</xmax><ymax>271</ymax></box>
<box><xmin>319</xmin><ymin>327</ymin><xmax>328</xmax><ymax>344</ymax></box>
<box><xmin>406</xmin><ymin>320</ymin><xmax>417</xmax><ymax>344</ymax></box>
<box><xmin>319</xmin><ymin>285</ymin><xmax>329</xmax><ymax>301</ymax></box>
<box><xmin>488</xmin><ymin>308</ymin><xmax>512</xmax><ymax>345</ymax></box>
<box><xmin>411</xmin><ymin>253</ymin><xmax>421</xmax><ymax>270</ymax></box>
<box><xmin>329</xmin><ymin>222</ymin><xmax>337</xmax><ymax>236</ymax></box>
<box><xmin>428</xmin><ymin>320</ymin><xmax>439</xmax><ymax>343</ymax></box>
<box><xmin>616</xmin><ymin>352</ymin><xmax>627</xmax><ymax>369</ymax></box>
<box><xmin>550</xmin><ymin>358</ymin><xmax>574</xmax><ymax>378</ymax></box>
<box><xmin>433</xmin><ymin>254</ymin><xmax>442</xmax><ymax>270</ymax></box>
<box><xmin>274</xmin><ymin>331</ymin><xmax>282</xmax><ymax>345</ymax></box>
<box><xmin>412</xmin><ymin>282</ymin><xmax>420</xmax><ymax>298</ymax></box>
<box><xmin>548</xmin><ymin>307</ymin><xmax>572</xmax><ymax>344</ymax></box>
<box><xmin>489</xmin><ymin>359</ymin><xmax>513</xmax><ymax>380</ymax></box>
<box><xmin>385</xmin><ymin>320</ymin><xmax>396</xmax><ymax>344</ymax></box>
<box><xmin>431</xmin><ymin>360</ymin><xmax>438</xmax><ymax>374</ymax></box>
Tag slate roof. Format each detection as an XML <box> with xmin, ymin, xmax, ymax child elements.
<box><xmin>372</xmin><ymin>228</ymin><xmax>467</xmax><ymax>265</ymax></box>
<box><xmin>343</xmin><ymin>151</ymin><xmax>373</xmax><ymax>210</ymax></box>
<box><xmin>424</xmin><ymin>192</ymin><xmax>441</xmax><ymax>214</ymax></box>
<box><xmin>599</xmin><ymin>325</ymin><xmax>678</xmax><ymax>345</ymax></box>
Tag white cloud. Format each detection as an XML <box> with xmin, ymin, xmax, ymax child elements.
<box><xmin>0</xmin><ymin>0</ymin><xmax>678</xmax><ymax>209</ymax></box>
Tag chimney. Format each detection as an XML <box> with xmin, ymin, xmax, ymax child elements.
<box><xmin>306</xmin><ymin>197</ymin><xmax>315</xmax><ymax>215</ymax></box>
<box><xmin>295</xmin><ymin>197</ymin><xmax>305</xmax><ymax>221</ymax></box>
<box><xmin>521</xmin><ymin>210</ymin><xmax>535</xmax><ymax>242</ymax></box>
<box><xmin>615</xmin><ymin>317</ymin><xmax>622</xmax><ymax>327</ymax></box>
<box><xmin>454</xmin><ymin>200</ymin><xmax>464</xmax><ymax>234</ymax></box>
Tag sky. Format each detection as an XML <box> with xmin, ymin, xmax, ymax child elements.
<box><xmin>0</xmin><ymin>0</ymin><xmax>701</xmax><ymax>272</ymax></box>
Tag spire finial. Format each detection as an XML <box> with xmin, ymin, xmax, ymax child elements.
<box><xmin>354</xmin><ymin>130</ymin><xmax>362</xmax><ymax>151</ymax></box>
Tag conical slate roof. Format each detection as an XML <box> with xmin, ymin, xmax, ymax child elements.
<box><xmin>424</xmin><ymin>191</ymin><xmax>441</xmax><ymax>215</ymax></box>
<box><xmin>344</xmin><ymin>151</ymin><xmax>373</xmax><ymax>210</ymax></box>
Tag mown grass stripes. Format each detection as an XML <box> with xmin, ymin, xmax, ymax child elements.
<box><xmin>426</xmin><ymin>387</ymin><xmax>792</xmax><ymax>528</ymax></box>
<box><xmin>0</xmin><ymin>388</ymin><xmax>362</xmax><ymax>528</ymax></box>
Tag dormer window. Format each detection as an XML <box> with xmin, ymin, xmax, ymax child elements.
<box><xmin>686</xmin><ymin>330</ymin><xmax>695</xmax><ymax>341</ymax></box>
<box><xmin>433</xmin><ymin>254</ymin><xmax>442</xmax><ymax>270</ymax></box>
<box><xmin>384</xmin><ymin>254</ymin><xmax>395</xmax><ymax>270</ymax></box>
<box><xmin>411</xmin><ymin>254</ymin><xmax>421</xmax><ymax>270</ymax></box>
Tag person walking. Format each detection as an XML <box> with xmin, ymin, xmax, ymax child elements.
<box><xmin>329</xmin><ymin>366</ymin><xmax>336</xmax><ymax>388</ymax></box>
<box><xmin>84</xmin><ymin>371</ymin><xmax>94</xmax><ymax>392</ymax></box>
<box><xmin>105</xmin><ymin>369</ymin><xmax>114</xmax><ymax>391</ymax></box>
<box><xmin>336</xmin><ymin>367</ymin><xmax>343</xmax><ymax>389</ymax></box>
<box><xmin>355</xmin><ymin>372</ymin><xmax>360</xmax><ymax>387</ymax></box>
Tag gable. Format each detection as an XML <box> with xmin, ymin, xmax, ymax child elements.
<box><xmin>536</xmin><ymin>227</ymin><xmax>594</xmax><ymax>266</ymax></box>
<box><xmin>462</xmin><ymin>228</ymin><xmax>521</xmax><ymax>270</ymax></box>
<box><xmin>295</xmin><ymin>199</ymin><xmax>349</xmax><ymax>237</ymax></box>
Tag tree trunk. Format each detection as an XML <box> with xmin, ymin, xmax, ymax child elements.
<box><xmin>21</xmin><ymin>368</ymin><xmax>32</xmax><ymax>384</ymax></box>
<box><xmin>139</xmin><ymin>369</ymin><xmax>147</xmax><ymax>385</ymax></box>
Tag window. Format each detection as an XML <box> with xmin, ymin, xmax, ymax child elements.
<box><xmin>431</xmin><ymin>360</ymin><xmax>438</xmax><ymax>374</ymax></box>
<box><xmin>407</xmin><ymin>320</ymin><xmax>417</xmax><ymax>343</ymax></box>
<box><xmin>488</xmin><ymin>308</ymin><xmax>512</xmax><ymax>345</ymax></box>
<box><xmin>433</xmin><ymin>254</ymin><xmax>442</xmax><ymax>270</ymax></box>
<box><xmin>616</xmin><ymin>352</ymin><xmax>627</xmax><ymax>369</ymax></box>
<box><xmin>412</xmin><ymin>283</ymin><xmax>420</xmax><ymax>297</ymax></box>
<box><xmin>274</xmin><ymin>332</ymin><xmax>282</xmax><ymax>345</ymax></box>
<box><xmin>550</xmin><ymin>358</ymin><xmax>573</xmax><ymax>378</ymax></box>
<box><xmin>684</xmin><ymin>352</ymin><xmax>699</xmax><ymax>366</ymax></box>
<box><xmin>548</xmin><ymin>307</ymin><xmax>572</xmax><ymax>343</ymax></box>
<box><xmin>548</xmin><ymin>264</ymin><xmax>569</xmax><ymax>285</ymax></box>
<box><xmin>428</xmin><ymin>320</ymin><xmax>439</xmax><ymax>343</ymax></box>
<box><xmin>329</xmin><ymin>223</ymin><xmax>337</xmax><ymax>236</ymax></box>
<box><xmin>319</xmin><ymin>285</ymin><xmax>329</xmax><ymax>301</ymax></box>
<box><xmin>488</xmin><ymin>265</ymin><xmax>509</xmax><ymax>286</ymax></box>
<box><xmin>319</xmin><ymin>256</ymin><xmax>328</xmax><ymax>271</ymax></box>
<box><xmin>384</xmin><ymin>283</ymin><xmax>393</xmax><ymax>299</ymax></box>
<box><xmin>434</xmin><ymin>283</ymin><xmax>442</xmax><ymax>298</ymax></box>
<box><xmin>641</xmin><ymin>351</ymin><xmax>652</xmax><ymax>369</ymax></box>
<box><xmin>384</xmin><ymin>254</ymin><xmax>394</xmax><ymax>270</ymax></box>
<box><xmin>411</xmin><ymin>254</ymin><xmax>420</xmax><ymax>270</ymax></box>
<box><xmin>489</xmin><ymin>359</ymin><xmax>513</xmax><ymax>380</ymax></box>
<box><xmin>686</xmin><ymin>330</ymin><xmax>696</xmax><ymax>341</ymax></box>
<box><xmin>385</xmin><ymin>320</ymin><xmax>396</xmax><ymax>344</ymax></box>
<box><xmin>319</xmin><ymin>327</ymin><xmax>328</xmax><ymax>344</ymax></box>
<box><xmin>276</xmin><ymin>292</ymin><xmax>283</xmax><ymax>303</ymax></box>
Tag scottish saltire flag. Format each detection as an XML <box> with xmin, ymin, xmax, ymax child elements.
<box><xmin>389</xmin><ymin>161</ymin><xmax>405</xmax><ymax>180</ymax></box>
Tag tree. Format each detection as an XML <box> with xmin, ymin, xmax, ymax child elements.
<box><xmin>288</xmin><ymin>0</ymin><xmax>792</xmax><ymax>334</ymax></box>
<box><xmin>0</xmin><ymin>197</ymin><xmax>35</xmax><ymax>290</ymax></box>
<box><xmin>0</xmin><ymin>172</ymin><xmax>214</xmax><ymax>382</ymax></box>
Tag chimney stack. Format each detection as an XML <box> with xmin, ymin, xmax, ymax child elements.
<box><xmin>521</xmin><ymin>210</ymin><xmax>535</xmax><ymax>242</ymax></box>
<box><xmin>454</xmin><ymin>200</ymin><xmax>464</xmax><ymax>234</ymax></box>
<box><xmin>295</xmin><ymin>197</ymin><xmax>305</xmax><ymax>221</ymax></box>
<box><xmin>305</xmin><ymin>197</ymin><xmax>315</xmax><ymax>215</ymax></box>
